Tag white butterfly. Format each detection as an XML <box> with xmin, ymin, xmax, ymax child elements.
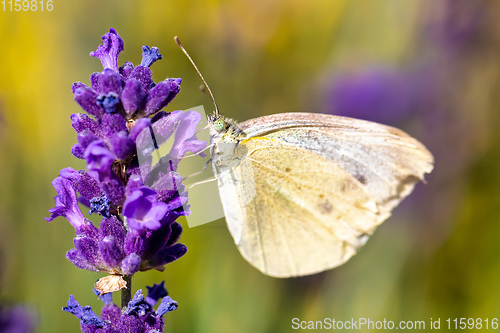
<box><xmin>208</xmin><ymin>112</ymin><xmax>433</xmax><ymax>277</ymax></box>
<box><xmin>175</xmin><ymin>37</ymin><xmax>434</xmax><ymax>278</ymax></box>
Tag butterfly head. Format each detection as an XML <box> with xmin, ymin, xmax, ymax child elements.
<box><xmin>208</xmin><ymin>114</ymin><xmax>229</xmax><ymax>133</ymax></box>
<box><xmin>208</xmin><ymin>113</ymin><xmax>246</xmax><ymax>143</ymax></box>
<box><xmin>208</xmin><ymin>113</ymin><xmax>249</xmax><ymax>173</ymax></box>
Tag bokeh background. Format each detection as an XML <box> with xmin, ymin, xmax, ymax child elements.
<box><xmin>1</xmin><ymin>0</ymin><xmax>500</xmax><ymax>332</ymax></box>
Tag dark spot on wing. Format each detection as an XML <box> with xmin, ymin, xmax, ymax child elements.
<box><xmin>356</xmin><ymin>175</ymin><xmax>367</xmax><ymax>184</ymax></box>
<box><xmin>285</xmin><ymin>167</ymin><xmax>291</xmax><ymax>172</ymax></box>
<box><xmin>319</xmin><ymin>200</ymin><xmax>333</xmax><ymax>214</ymax></box>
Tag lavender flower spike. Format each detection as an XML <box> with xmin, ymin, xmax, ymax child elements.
<box><xmin>47</xmin><ymin>29</ymin><xmax>197</xmax><ymax>325</ymax></box>
<box><xmin>90</xmin><ymin>28</ymin><xmax>124</xmax><ymax>71</ymax></box>
<box><xmin>64</xmin><ymin>284</ymin><xmax>178</xmax><ymax>332</ymax></box>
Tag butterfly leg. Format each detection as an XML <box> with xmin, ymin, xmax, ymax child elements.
<box><xmin>183</xmin><ymin>158</ymin><xmax>213</xmax><ymax>182</ymax></box>
<box><xmin>187</xmin><ymin>176</ymin><xmax>217</xmax><ymax>190</ymax></box>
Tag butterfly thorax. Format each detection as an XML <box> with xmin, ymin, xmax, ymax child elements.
<box><xmin>208</xmin><ymin>113</ymin><xmax>249</xmax><ymax>175</ymax></box>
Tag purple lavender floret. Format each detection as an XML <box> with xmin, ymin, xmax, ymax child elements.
<box><xmin>45</xmin><ymin>177</ymin><xmax>87</xmax><ymax>232</ymax></box>
<box><xmin>46</xmin><ymin>28</ymin><xmax>207</xmax><ymax>276</ymax></box>
<box><xmin>89</xmin><ymin>193</ymin><xmax>111</xmax><ymax>218</ymax></box>
<box><xmin>64</xmin><ymin>283</ymin><xmax>177</xmax><ymax>332</ymax></box>
<box><xmin>90</xmin><ymin>28</ymin><xmax>124</xmax><ymax>72</ymax></box>
<box><xmin>141</xmin><ymin>46</ymin><xmax>163</xmax><ymax>67</ymax></box>
<box><xmin>145</xmin><ymin>281</ymin><xmax>168</xmax><ymax>307</ymax></box>
<box><xmin>123</xmin><ymin>187</ymin><xmax>168</xmax><ymax>231</ymax></box>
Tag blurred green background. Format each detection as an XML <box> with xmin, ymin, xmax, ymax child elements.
<box><xmin>1</xmin><ymin>0</ymin><xmax>500</xmax><ymax>332</ymax></box>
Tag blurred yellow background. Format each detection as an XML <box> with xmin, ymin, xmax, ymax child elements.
<box><xmin>1</xmin><ymin>0</ymin><xmax>500</xmax><ymax>332</ymax></box>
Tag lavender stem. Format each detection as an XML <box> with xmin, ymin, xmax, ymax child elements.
<box><xmin>121</xmin><ymin>275</ymin><xmax>132</xmax><ymax>308</ymax></box>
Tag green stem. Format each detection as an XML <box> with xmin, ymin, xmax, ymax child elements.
<box><xmin>121</xmin><ymin>275</ymin><xmax>132</xmax><ymax>308</ymax></box>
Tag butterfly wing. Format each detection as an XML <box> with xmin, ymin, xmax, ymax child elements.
<box><xmin>217</xmin><ymin>137</ymin><xmax>382</xmax><ymax>277</ymax></box>
<box><xmin>239</xmin><ymin>113</ymin><xmax>434</xmax><ymax>219</ymax></box>
<box><xmin>216</xmin><ymin>113</ymin><xmax>433</xmax><ymax>277</ymax></box>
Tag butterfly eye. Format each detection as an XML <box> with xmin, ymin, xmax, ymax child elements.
<box><xmin>214</xmin><ymin>119</ymin><xmax>225</xmax><ymax>132</ymax></box>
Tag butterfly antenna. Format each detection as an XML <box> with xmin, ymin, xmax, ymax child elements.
<box><xmin>174</xmin><ymin>36</ymin><xmax>219</xmax><ymax>117</ymax></box>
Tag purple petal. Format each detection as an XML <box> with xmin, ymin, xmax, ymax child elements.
<box><xmin>46</xmin><ymin>177</ymin><xmax>86</xmax><ymax>230</ymax></box>
<box><xmin>150</xmin><ymin>171</ymin><xmax>183</xmax><ymax>197</ymax></box>
<box><xmin>129</xmin><ymin>117</ymin><xmax>151</xmax><ymax>143</ymax></box>
<box><xmin>77</xmin><ymin>132</ymin><xmax>100</xmax><ymax>150</ymax></box>
<box><xmin>123</xmin><ymin>187</ymin><xmax>166</xmax><ymax>231</ymax></box>
<box><xmin>74</xmin><ymin>87</ymin><xmax>104</xmax><ymax>119</ymax></box>
<box><xmin>148</xmin><ymin>243</ymin><xmax>187</xmax><ymax>267</ymax></box>
<box><xmin>124</xmin><ymin>290</ymin><xmax>150</xmax><ymax>317</ymax></box>
<box><xmin>63</xmin><ymin>295</ymin><xmax>83</xmax><ymax>319</ymax></box>
<box><xmin>117</xmin><ymin>315</ymin><xmax>146</xmax><ymax>332</ymax></box>
<box><xmin>101</xmin><ymin>303</ymin><xmax>121</xmax><ymax>326</ymax></box>
<box><xmin>81</xmin><ymin>306</ymin><xmax>105</xmax><ymax>327</ymax></box>
<box><xmin>85</xmin><ymin>141</ymin><xmax>115</xmax><ymax>182</ymax></box>
<box><xmin>156</xmin><ymin>296</ymin><xmax>178</xmax><ymax>317</ymax></box>
<box><xmin>125</xmin><ymin>175</ymin><xmax>144</xmax><ymax>196</ymax></box>
<box><xmin>150</xmin><ymin>110</ymin><xmax>184</xmax><ymax>145</ymax></box>
<box><xmin>165</xmin><ymin>222</ymin><xmax>183</xmax><ymax>247</ymax></box>
<box><xmin>121</xmin><ymin>253</ymin><xmax>141</xmax><ymax>276</ymax></box>
<box><xmin>90</xmin><ymin>28</ymin><xmax>124</xmax><ymax>72</ymax></box>
<box><xmin>99</xmin><ymin>216</ymin><xmax>126</xmax><ymax>244</ymax></box>
<box><xmin>74</xmin><ymin>236</ymin><xmax>102</xmax><ymax>269</ymax></box>
<box><xmin>145</xmin><ymin>282</ymin><xmax>168</xmax><ymax>307</ymax></box>
<box><xmin>121</xmin><ymin>79</ymin><xmax>146</xmax><ymax>116</ymax></box>
<box><xmin>101</xmin><ymin>113</ymin><xmax>128</xmax><ymax>138</ymax></box>
<box><xmin>119</xmin><ymin>61</ymin><xmax>134</xmax><ymax>79</ymax></box>
<box><xmin>128</xmin><ymin>66</ymin><xmax>154</xmax><ymax>91</ymax></box>
<box><xmin>170</xmin><ymin>110</ymin><xmax>207</xmax><ymax>158</ymax></box>
<box><xmin>99</xmin><ymin>236</ymin><xmax>123</xmax><ymax>268</ymax></box>
<box><xmin>100</xmin><ymin>178</ymin><xmax>126</xmax><ymax>206</ymax></box>
<box><xmin>90</xmin><ymin>72</ymin><xmax>101</xmax><ymax>92</ymax></box>
<box><xmin>72</xmin><ymin>81</ymin><xmax>86</xmax><ymax>93</ymax></box>
<box><xmin>59</xmin><ymin>168</ymin><xmax>101</xmax><ymax>202</ymax></box>
<box><xmin>122</xmin><ymin>191</ymin><xmax>143</xmax><ymax>220</ymax></box>
<box><xmin>126</xmin><ymin>217</ymin><xmax>150</xmax><ymax>231</ymax></box>
<box><xmin>124</xmin><ymin>229</ymin><xmax>145</xmax><ymax>256</ymax></box>
<box><xmin>140</xmin><ymin>46</ymin><xmax>162</xmax><ymax>67</ymax></box>
<box><xmin>110</xmin><ymin>131</ymin><xmax>135</xmax><ymax>161</ymax></box>
<box><xmin>144</xmin><ymin>78</ymin><xmax>181</xmax><ymax>116</ymax></box>
<box><xmin>142</xmin><ymin>221</ymin><xmax>174</xmax><ymax>258</ymax></box>
<box><xmin>71</xmin><ymin>144</ymin><xmax>85</xmax><ymax>159</ymax></box>
<box><xmin>165</xmin><ymin>195</ymin><xmax>188</xmax><ymax>212</ymax></box>
<box><xmin>66</xmin><ymin>249</ymin><xmax>99</xmax><ymax>272</ymax></box>
<box><xmin>98</xmin><ymin>68</ymin><xmax>124</xmax><ymax>95</ymax></box>
<box><xmin>142</xmin><ymin>203</ymin><xmax>168</xmax><ymax>229</ymax></box>
<box><xmin>71</xmin><ymin>113</ymin><xmax>104</xmax><ymax>137</ymax></box>
<box><xmin>123</xmin><ymin>186</ymin><xmax>156</xmax><ymax>218</ymax></box>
